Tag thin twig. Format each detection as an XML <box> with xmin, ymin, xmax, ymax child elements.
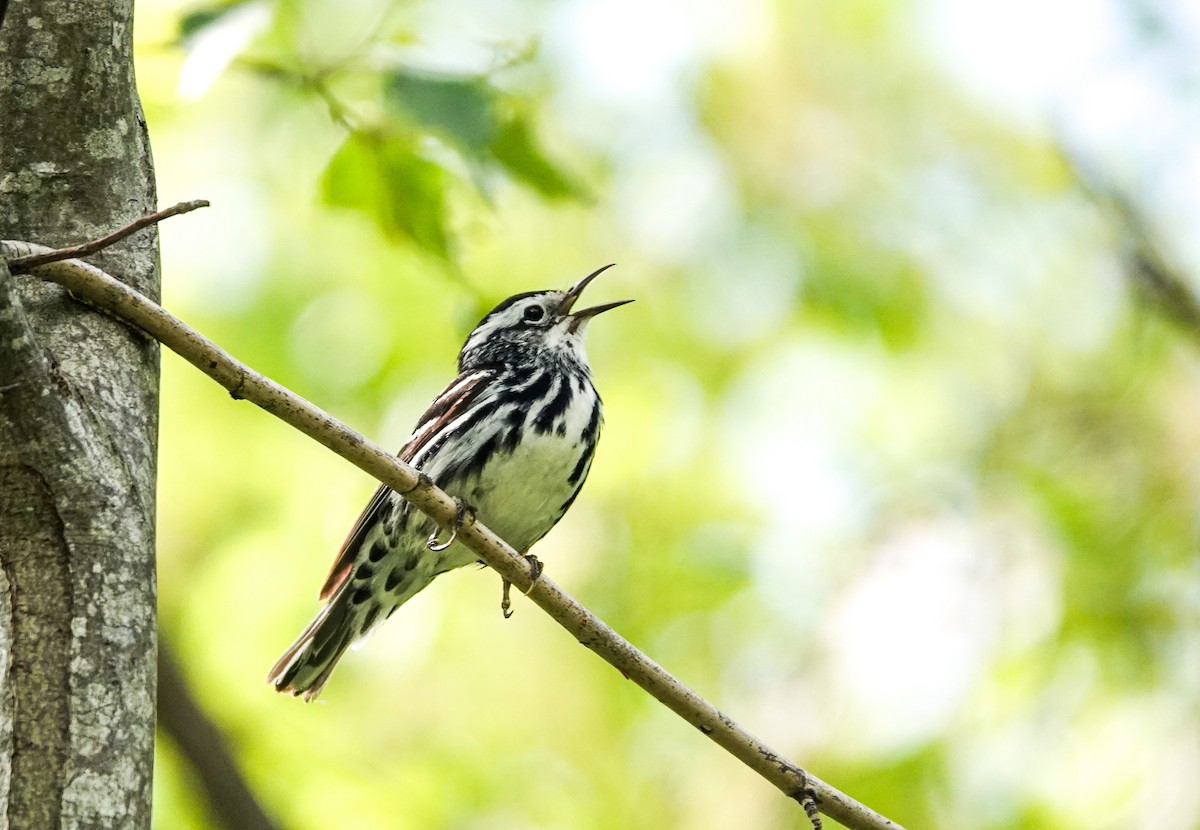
<box><xmin>1065</xmin><ymin>147</ymin><xmax>1200</xmax><ymax>342</ymax></box>
<box><xmin>0</xmin><ymin>239</ymin><xmax>905</xmax><ymax>830</ymax></box>
<box><xmin>235</xmin><ymin>58</ymin><xmax>360</xmax><ymax>132</ymax></box>
<box><xmin>6</xmin><ymin>200</ymin><xmax>210</xmax><ymax>274</ymax></box>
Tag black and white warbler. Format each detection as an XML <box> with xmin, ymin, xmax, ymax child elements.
<box><xmin>269</xmin><ymin>265</ymin><xmax>630</xmax><ymax>700</ymax></box>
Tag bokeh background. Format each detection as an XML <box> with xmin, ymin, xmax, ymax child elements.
<box><xmin>135</xmin><ymin>1</ymin><xmax>1200</xmax><ymax>828</ymax></box>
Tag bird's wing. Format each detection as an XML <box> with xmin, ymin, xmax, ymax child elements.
<box><xmin>317</xmin><ymin>369</ymin><xmax>495</xmax><ymax>600</ymax></box>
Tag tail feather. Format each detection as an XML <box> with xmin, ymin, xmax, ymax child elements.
<box><xmin>268</xmin><ymin>593</ymin><xmax>358</xmax><ymax>702</ymax></box>
<box><xmin>269</xmin><ymin>551</ymin><xmax>442</xmax><ymax>701</ymax></box>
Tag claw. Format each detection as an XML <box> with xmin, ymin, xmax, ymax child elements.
<box><xmin>501</xmin><ymin>580</ymin><xmax>514</xmax><ymax>619</ymax></box>
<box><xmin>499</xmin><ymin>554</ymin><xmax>544</xmax><ymax>619</ymax></box>
<box><xmin>522</xmin><ymin>554</ymin><xmax>543</xmax><ymax>594</ymax></box>
<box><xmin>426</xmin><ymin>527</ymin><xmax>456</xmax><ymax>552</ymax></box>
<box><xmin>428</xmin><ymin>498</ymin><xmax>475</xmax><ymax>553</ymax></box>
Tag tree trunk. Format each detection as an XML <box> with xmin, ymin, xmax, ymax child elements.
<box><xmin>0</xmin><ymin>1</ymin><xmax>159</xmax><ymax>828</ymax></box>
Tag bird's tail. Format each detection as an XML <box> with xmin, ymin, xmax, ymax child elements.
<box><xmin>268</xmin><ymin>590</ymin><xmax>360</xmax><ymax>702</ymax></box>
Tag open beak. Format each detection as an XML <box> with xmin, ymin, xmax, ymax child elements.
<box><xmin>560</xmin><ymin>263</ymin><xmax>633</xmax><ymax>331</ymax></box>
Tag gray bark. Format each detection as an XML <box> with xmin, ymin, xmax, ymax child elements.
<box><xmin>0</xmin><ymin>1</ymin><xmax>159</xmax><ymax>828</ymax></box>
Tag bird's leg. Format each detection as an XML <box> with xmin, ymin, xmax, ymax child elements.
<box><xmin>500</xmin><ymin>553</ymin><xmax>544</xmax><ymax>619</ymax></box>
<box><xmin>501</xmin><ymin>579</ymin><xmax>514</xmax><ymax>619</ymax></box>
<box><xmin>427</xmin><ymin>498</ymin><xmax>476</xmax><ymax>552</ymax></box>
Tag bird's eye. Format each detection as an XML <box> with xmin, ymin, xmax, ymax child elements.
<box><xmin>523</xmin><ymin>305</ymin><xmax>545</xmax><ymax>323</ymax></box>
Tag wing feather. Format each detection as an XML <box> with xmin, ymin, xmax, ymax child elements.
<box><xmin>317</xmin><ymin>369</ymin><xmax>494</xmax><ymax>600</ymax></box>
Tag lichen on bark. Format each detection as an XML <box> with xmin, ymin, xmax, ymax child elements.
<box><xmin>0</xmin><ymin>1</ymin><xmax>159</xmax><ymax>828</ymax></box>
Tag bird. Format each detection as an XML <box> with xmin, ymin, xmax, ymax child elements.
<box><xmin>269</xmin><ymin>265</ymin><xmax>630</xmax><ymax>700</ymax></box>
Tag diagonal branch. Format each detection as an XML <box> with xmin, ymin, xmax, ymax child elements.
<box><xmin>0</xmin><ymin>238</ymin><xmax>905</xmax><ymax>830</ymax></box>
<box><xmin>158</xmin><ymin>638</ymin><xmax>285</xmax><ymax>830</ymax></box>
<box><xmin>1065</xmin><ymin>149</ymin><xmax>1200</xmax><ymax>343</ymax></box>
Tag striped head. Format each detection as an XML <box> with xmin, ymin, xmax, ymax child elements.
<box><xmin>458</xmin><ymin>265</ymin><xmax>631</xmax><ymax>372</ymax></box>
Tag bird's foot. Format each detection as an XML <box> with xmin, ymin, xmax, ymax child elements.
<box><xmin>500</xmin><ymin>554</ymin><xmax>544</xmax><ymax>619</ymax></box>
<box><xmin>427</xmin><ymin>498</ymin><xmax>476</xmax><ymax>553</ymax></box>
<box><xmin>522</xmin><ymin>554</ymin><xmax>544</xmax><ymax>592</ymax></box>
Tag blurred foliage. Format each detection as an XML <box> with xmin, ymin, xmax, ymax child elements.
<box><xmin>176</xmin><ymin>0</ymin><xmax>583</xmax><ymax>258</ymax></box>
<box><xmin>138</xmin><ymin>0</ymin><xmax>1200</xmax><ymax>828</ymax></box>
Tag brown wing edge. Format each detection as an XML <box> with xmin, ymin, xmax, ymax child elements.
<box><xmin>315</xmin><ymin>369</ymin><xmax>495</xmax><ymax>601</ymax></box>
<box><xmin>317</xmin><ymin>483</ymin><xmax>392</xmax><ymax>600</ymax></box>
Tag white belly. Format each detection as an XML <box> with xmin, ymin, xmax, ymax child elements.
<box><xmin>465</xmin><ymin>389</ymin><xmax>597</xmax><ymax>552</ymax></box>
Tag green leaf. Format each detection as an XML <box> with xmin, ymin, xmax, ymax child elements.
<box><xmin>322</xmin><ymin>132</ymin><xmax>449</xmax><ymax>259</ymax></box>
<box><xmin>490</xmin><ymin>114</ymin><xmax>589</xmax><ymax>201</ymax></box>
<box><xmin>384</xmin><ymin>70</ymin><xmax>498</xmax><ymax>154</ymax></box>
<box><xmin>383</xmin><ymin>68</ymin><xmax>587</xmax><ymax>201</ymax></box>
<box><xmin>177</xmin><ymin>0</ymin><xmax>258</xmax><ymax>40</ymax></box>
